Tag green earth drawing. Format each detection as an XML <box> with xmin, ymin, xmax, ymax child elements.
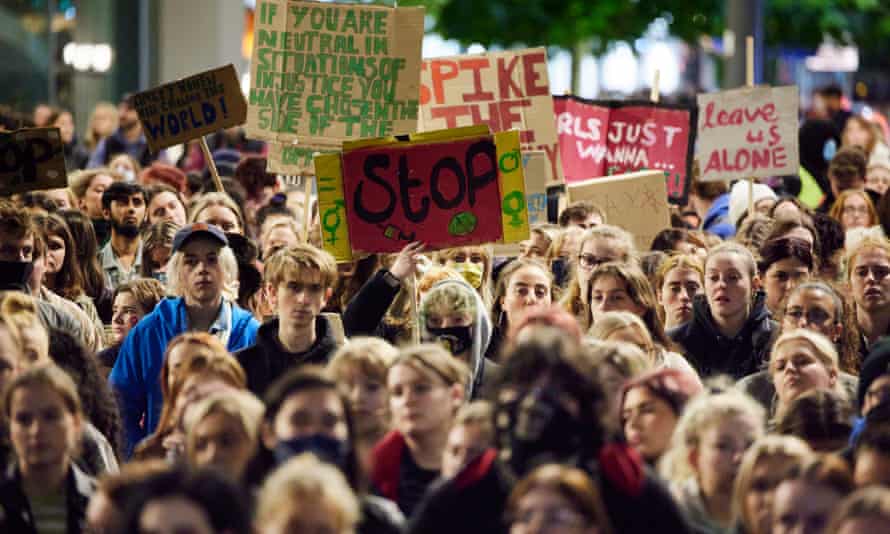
<box><xmin>448</xmin><ymin>211</ymin><xmax>477</xmax><ymax>236</ymax></box>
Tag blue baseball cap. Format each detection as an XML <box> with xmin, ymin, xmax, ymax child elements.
<box><xmin>171</xmin><ymin>223</ymin><xmax>229</xmax><ymax>253</ymax></box>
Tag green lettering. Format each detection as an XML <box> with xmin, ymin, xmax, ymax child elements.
<box><xmin>342</xmin><ymin>10</ymin><xmax>358</xmax><ymax>33</ymax></box>
<box><xmin>374</xmin><ymin>11</ymin><xmax>387</xmax><ymax>34</ymax></box>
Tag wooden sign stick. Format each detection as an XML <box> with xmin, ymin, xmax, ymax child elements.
<box><xmin>746</xmin><ymin>35</ymin><xmax>755</xmax><ymax>216</ymax></box>
<box><xmin>411</xmin><ymin>271</ymin><xmax>420</xmax><ymax>344</ymax></box>
<box><xmin>650</xmin><ymin>69</ymin><xmax>661</xmax><ymax>103</ymax></box>
<box><xmin>303</xmin><ymin>176</ymin><xmax>313</xmax><ymax>242</ymax></box>
<box><xmin>199</xmin><ymin>137</ymin><xmax>225</xmax><ymax>193</ymax></box>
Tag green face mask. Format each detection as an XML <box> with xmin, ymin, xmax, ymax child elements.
<box><xmin>452</xmin><ymin>261</ymin><xmax>484</xmax><ymax>289</ymax></box>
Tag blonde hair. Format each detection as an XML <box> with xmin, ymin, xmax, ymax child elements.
<box><xmin>769</xmin><ymin>329</ymin><xmax>840</xmax><ymax>375</ymax></box>
<box><xmin>264</xmin><ymin>243</ymin><xmax>338</xmax><ymax>289</ymax></box>
<box><xmin>659</xmin><ymin>390</ymin><xmax>766</xmax><ymax>484</ymax></box>
<box><xmin>588</xmin><ymin>311</ymin><xmax>654</xmax><ymax>354</ymax></box>
<box><xmin>165</xmin><ymin>245</ymin><xmax>239</xmax><ymax>302</ymax></box>
<box><xmin>435</xmin><ymin>245</ymin><xmax>494</xmax><ymax>309</ymax></box>
<box><xmin>421</xmin><ymin>281</ymin><xmax>478</xmax><ymax>322</ymax></box>
<box><xmin>327</xmin><ymin>337</ymin><xmax>399</xmax><ymax>385</ymax></box>
<box><xmin>706</xmin><ymin>241</ymin><xmax>759</xmax><ymax>278</ymax></box>
<box><xmin>845</xmin><ymin>235</ymin><xmax>890</xmax><ymax>280</ymax></box>
<box><xmin>256</xmin><ymin>453</ymin><xmax>360</xmax><ymax>534</ymax></box>
<box><xmin>454</xmin><ymin>400</ymin><xmax>494</xmax><ymax>446</ymax></box>
<box><xmin>0</xmin><ymin>292</ymin><xmax>48</xmax><ymax>365</ymax></box>
<box><xmin>584</xmin><ymin>338</ymin><xmax>652</xmax><ymax>381</ymax></box>
<box><xmin>731</xmin><ymin>435</ymin><xmax>813</xmax><ymax>532</ymax></box>
<box><xmin>184</xmin><ymin>390</ymin><xmax>265</xmax><ymax>456</ymax></box>
<box><xmin>390</xmin><ymin>344</ymin><xmax>470</xmax><ymax>389</ymax></box>
<box><xmin>67</xmin><ymin>167</ymin><xmax>123</xmax><ymax>199</ymax></box>
<box><xmin>84</xmin><ymin>102</ymin><xmax>118</xmax><ymax>150</ymax></box>
<box><xmin>188</xmin><ymin>192</ymin><xmax>245</xmax><ymax>232</ymax></box>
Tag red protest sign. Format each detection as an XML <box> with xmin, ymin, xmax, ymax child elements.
<box><xmin>695</xmin><ymin>86</ymin><xmax>799</xmax><ymax>182</ymax></box>
<box><xmin>419</xmin><ymin>48</ymin><xmax>563</xmax><ymax>186</ymax></box>
<box><xmin>554</xmin><ymin>96</ymin><xmax>695</xmax><ymax>204</ymax></box>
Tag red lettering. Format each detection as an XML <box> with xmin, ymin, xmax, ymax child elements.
<box><xmin>703</xmin><ymin>150</ymin><xmax>722</xmax><ymax>174</ymax></box>
<box><xmin>498</xmin><ymin>99</ymin><xmax>531</xmax><ymax>131</ymax></box>
<box><xmin>773</xmin><ymin>146</ymin><xmax>787</xmax><ymax>168</ymax></box>
<box><xmin>469</xmin><ymin>102</ymin><xmax>501</xmax><ymax>132</ymax></box>
<box><xmin>520</xmin><ymin>130</ymin><xmax>536</xmax><ymax>143</ymax></box>
<box><xmin>459</xmin><ymin>58</ymin><xmax>493</xmax><ymax>102</ymax></box>
<box><xmin>522</xmin><ymin>52</ymin><xmax>548</xmax><ymax>96</ymax></box>
<box><xmin>538</xmin><ymin>142</ymin><xmax>559</xmax><ymax>181</ymax></box>
<box><xmin>430</xmin><ymin>105</ymin><xmax>472</xmax><ymax>128</ymax></box>
<box><xmin>768</xmin><ymin>124</ymin><xmax>781</xmax><ymax>146</ymax></box>
<box><xmin>429</xmin><ymin>60</ymin><xmax>459</xmax><ymax>106</ymax></box>
<box><xmin>420</xmin><ymin>61</ymin><xmax>430</xmax><ymax>105</ymax></box>
<box><xmin>751</xmin><ymin>147</ymin><xmax>771</xmax><ymax>169</ymax></box>
<box><xmin>497</xmin><ymin>56</ymin><xmax>523</xmax><ymax>99</ymax></box>
<box><xmin>701</xmin><ymin>100</ymin><xmax>781</xmax><ymax>130</ymax></box>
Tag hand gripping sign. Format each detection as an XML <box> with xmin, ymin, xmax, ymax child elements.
<box><xmin>314</xmin><ymin>125</ymin><xmax>530</xmax><ymax>263</ymax></box>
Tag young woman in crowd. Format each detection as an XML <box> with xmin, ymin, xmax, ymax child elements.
<box><xmin>842</xmin><ymin>114</ymin><xmax>890</xmax><ymax>164</ymax></box>
<box><xmin>654</xmin><ymin>254</ymin><xmax>705</xmax><ymax>330</ymax></box>
<box><xmin>256</xmin><ymin>454</ymin><xmax>361</xmax><ymax>534</ymax></box>
<box><xmin>506</xmin><ymin>464</ymin><xmax>614</xmax><ymax>534</ymax></box>
<box><xmin>84</xmin><ymin>101</ymin><xmax>117</xmax><ymax>152</ymax></box>
<box><xmin>518</xmin><ymin>224</ymin><xmax>557</xmax><ymax>264</ymax></box>
<box><xmin>758</xmin><ymin>237</ymin><xmax>814</xmax><ymax>314</ymax></box>
<box><xmin>764</xmin><ymin>330</ymin><xmax>842</xmax><ymax>421</ymax></box>
<box><xmin>134</xmin><ymin>347</ymin><xmax>246</xmax><ymax>461</ymax></box>
<box><xmin>59</xmin><ymin>209</ymin><xmax>112</xmax><ymax>319</ymax></box>
<box><xmin>561</xmin><ymin>224</ymin><xmax>637</xmax><ymax>327</ymax></box>
<box><xmin>96</xmin><ymin>278</ymin><xmax>164</xmax><ymax>373</ymax></box>
<box><xmin>586</xmin><ymin>262</ymin><xmax>678</xmax><ymax>354</ymax></box>
<box><xmin>660</xmin><ymin>389</ymin><xmax>766</xmax><ymax>534</ymax></box>
<box><xmin>669</xmin><ymin>242</ymin><xmax>777</xmax><ymax>379</ymax></box>
<box><xmin>327</xmin><ymin>254</ymin><xmax>380</xmax><ymax>314</ymax></box>
<box><xmin>140</xmin><ymin>220</ymin><xmax>179</xmax><ymax>282</ymax></box>
<box><xmin>373</xmin><ymin>345</ymin><xmax>468</xmax><ymax>516</ymax></box>
<box><xmin>488</xmin><ymin>258</ymin><xmax>555</xmax><ymax>361</ymax></box>
<box><xmin>588</xmin><ymin>311</ymin><xmax>698</xmax><ymax>378</ymax></box>
<box><xmin>650</xmin><ymin>228</ymin><xmax>706</xmax><ymax>256</ymax></box>
<box><xmin>845</xmin><ymin>235</ymin><xmax>890</xmax><ymax>351</ymax></box>
<box><xmin>108</xmin><ymin>153</ymin><xmax>141</xmax><ymax>182</ymax></box>
<box><xmin>766</xmin><ymin>217</ymin><xmax>822</xmax><ymax>262</ymax></box>
<box><xmin>188</xmin><ymin>191</ymin><xmax>246</xmax><ymax>234</ymax></box>
<box><xmin>0</xmin><ymin>364</ymin><xmax>95</xmax><ymax>532</ymax></box>
<box><xmin>183</xmin><ymin>390</ymin><xmax>264</xmax><ymax>485</ymax></box>
<box><xmin>68</xmin><ymin>168</ymin><xmax>121</xmax><ymax>220</ymax></box>
<box><xmin>259</xmin><ymin>366</ymin><xmax>403</xmax><ymax>534</ymax></box>
<box><xmin>770</xmin><ymin>455</ymin><xmax>855</xmax><ymax>534</ymax></box>
<box><xmin>419</xmin><ymin>278</ymin><xmax>492</xmax><ymax>397</ymax></box>
<box><xmin>145</xmin><ymin>183</ymin><xmax>187</xmax><ymax>227</ymax></box>
<box><xmin>731</xmin><ymin>435</ymin><xmax>812</xmax><ymax>534</ymax></box>
<box><xmin>829</xmin><ymin>190</ymin><xmax>879</xmax><ymax>233</ymax></box>
<box><xmin>327</xmin><ymin>337</ymin><xmax>399</xmax><ymax>461</ymax></box>
<box><xmin>436</xmin><ymin>245</ymin><xmax>495</xmax><ymax>310</ymax></box>
<box><xmin>619</xmin><ymin>368</ymin><xmax>702</xmax><ymax>465</ymax></box>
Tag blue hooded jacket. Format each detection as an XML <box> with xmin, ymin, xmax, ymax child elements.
<box><xmin>702</xmin><ymin>193</ymin><xmax>735</xmax><ymax>239</ymax></box>
<box><xmin>109</xmin><ymin>297</ymin><xmax>259</xmax><ymax>457</ymax></box>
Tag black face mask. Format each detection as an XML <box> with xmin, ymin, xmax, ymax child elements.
<box><xmin>272</xmin><ymin>434</ymin><xmax>350</xmax><ymax>472</ymax></box>
<box><xmin>0</xmin><ymin>261</ymin><xmax>33</xmax><ymax>293</ymax></box>
<box><xmin>496</xmin><ymin>386</ymin><xmax>586</xmax><ymax>477</ymax></box>
<box><xmin>426</xmin><ymin>325</ymin><xmax>472</xmax><ymax>355</ymax></box>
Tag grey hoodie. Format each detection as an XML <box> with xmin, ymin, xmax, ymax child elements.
<box><xmin>419</xmin><ymin>277</ymin><xmax>492</xmax><ymax>398</ymax></box>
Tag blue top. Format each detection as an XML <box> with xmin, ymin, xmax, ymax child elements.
<box><xmin>109</xmin><ymin>297</ymin><xmax>259</xmax><ymax>457</ymax></box>
<box><xmin>702</xmin><ymin>193</ymin><xmax>735</xmax><ymax>239</ymax></box>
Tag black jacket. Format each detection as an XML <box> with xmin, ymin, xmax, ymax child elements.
<box><xmin>343</xmin><ymin>270</ymin><xmax>403</xmax><ymax>341</ymax></box>
<box><xmin>0</xmin><ymin>464</ymin><xmax>95</xmax><ymax>534</ymax></box>
<box><xmin>668</xmin><ymin>291</ymin><xmax>777</xmax><ymax>380</ymax></box>
<box><xmin>235</xmin><ymin>315</ymin><xmax>341</xmax><ymax>397</ymax></box>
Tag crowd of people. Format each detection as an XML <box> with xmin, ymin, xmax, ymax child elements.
<box><xmin>0</xmin><ymin>86</ymin><xmax>890</xmax><ymax>534</ymax></box>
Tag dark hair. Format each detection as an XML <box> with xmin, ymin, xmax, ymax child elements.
<box><xmin>102</xmin><ymin>181</ymin><xmax>147</xmax><ymax>211</ymax></box>
<box><xmin>811</xmin><ymin>212</ymin><xmax>845</xmax><ymax>276</ymax></box>
<box><xmin>145</xmin><ymin>183</ymin><xmax>186</xmax><ymax>212</ymax></box>
<box><xmin>691</xmin><ymin>179</ymin><xmax>728</xmax><ymax>201</ymax></box>
<box><xmin>33</xmin><ymin>213</ymin><xmax>87</xmax><ymax>300</ymax></box>
<box><xmin>780</xmin><ymin>454</ymin><xmax>855</xmax><ymax>496</ymax></box>
<box><xmin>326</xmin><ymin>254</ymin><xmax>379</xmax><ymax>314</ymax></box>
<box><xmin>122</xmin><ymin>466</ymin><xmax>251</xmax><ymax>534</ymax></box>
<box><xmin>233</xmin><ymin>156</ymin><xmax>277</xmax><ymax>201</ymax></box>
<box><xmin>828</xmin><ymin>146</ymin><xmax>868</xmax><ymax>189</ymax></box>
<box><xmin>558</xmin><ymin>200</ymin><xmax>605</xmax><ymax>227</ymax></box>
<box><xmin>818</xmin><ymin>85</ymin><xmax>844</xmax><ymax>99</ymax></box>
<box><xmin>48</xmin><ymin>328</ymin><xmax>122</xmax><ymax>458</ymax></box>
<box><xmin>140</xmin><ymin>164</ymin><xmax>186</xmax><ymax>193</ymax></box>
<box><xmin>650</xmin><ymin>228</ymin><xmax>702</xmax><ymax>253</ymax></box>
<box><xmin>0</xmin><ymin>201</ymin><xmax>36</xmax><ymax>241</ymax></box>
<box><xmin>765</xmin><ymin>217</ymin><xmax>823</xmax><ymax>265</ymax></box>
<box><xmin>490</xmin><ymin>258</ymin><xmax>555</xmax><ymax>333</ymax></box>
<box><xmin>19</xmin><ymin>191</ymin><xmax>59</xmax><ymax>213</ymax></box>
<box><xmin>59</xmin><ymin>209</ymin><xmax>106</xmax><ymax>300</ymax></box>
<box><xmin>758</xmin><ymin>237</ymin><xmax>815</xmax><ymax>274</ymax></box>
<box><xmin>256</xmin><ymin>198</ymin><xmax>295</xmax><ymax>229</ymax></box>
<box><xmin>854</xmin><ymin>422</ymin><xmax>890</xmax><ymax>458</ymax></box>
<box><xmin>263</xmin><ymin>366</ymin><xmax>363</xmax><ymax>490</ymax></box>
<box><xmin>774</xmin><ymin>389</ymin><xmax>853</xmax><ymax>452</ymax></box>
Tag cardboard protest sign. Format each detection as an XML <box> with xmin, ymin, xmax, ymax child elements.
<box><xmin>567</xmin><ymin>170</ymin><xmax>670</xmax><ymax>250</ymax></box>
<box><xmin>554</xmin><ymin>96</ymin><xmax>695</xmax><ymax>205</ymax></box>
<box><xmin>314</xmin><ymin>125</ymin><xmax>529</xmax><ymax>262</ymax></box>
<box><xmin>0</xmin><ymin>128</ymin><xmax>67</xmax><ymax>195</ymax></box>
<box><xmin>267</xmin><ymin>142</ymin><xmax>339</xmax><ymax>176</ymax></box>
<box><xmin>696</xmin><ymin>85</ymin><xmax>799</xmax><ymax>182</ymax></box>
<box><xmin>419</xmin><ymin>48</ymin><xmax>563</xmax><ymax>186</ymax></box>
<box><xmin>132</xmin><ymin>64</ymin><xmax>248</xmax><ymax>153</ymax></box>
<box><xmin>247</xmin><ymin>0</ymin><xmax>424</xmax><ymax>148</ymax></box>
<box><xmin>491</xmin><ymin>150</ymin><xmax>549</xmax><ymax>257</ymax></box>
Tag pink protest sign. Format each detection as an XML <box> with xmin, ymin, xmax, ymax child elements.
<box><xmin>554</xmin><ymin>96</ymin><xmax>694</xmax><ymax>204</ymax></box>
<box><xmin>696</xmin><ymin>85</ymin><xmax>799</xmax><ymax>182</ymax></box>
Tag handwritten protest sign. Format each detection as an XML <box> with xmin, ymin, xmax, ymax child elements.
<box><xmin>419</xmin><ymin>48</ymin><xmax>563</xmax><ymax>186</ymax></box>
<box><xmin>492</xmin><ymin>150</ymin><xmax>549</xmax><ymax>257</ymax></box>
<box><xmin>696</xmin><ymin>85</ymin><xmax>799</xmax><ymax>182</ymax></box>
<box><xmin>267</xmin><ymin>142</ymin><xmax>339</xmax><ymax>176</ymax></box>
<box><xmin>247</xmin><ymin>0</ymin><xmax>424</xmax><ymax>148</ymax></box>
<box><xmin>314</xmin><ymin>125</ymin><xmax>529</xmax><ymax>262</ymax></box>
<box><xmin>132</xmin><ymin>65</ymin><xmax>247</xmax><ymax>153</ymax></box>
<box><xmin>0</xmin><ymin>128</ymin><xmax>67</xmax><ymax>195</ymax></box>
<box><xmin>567</xmin><ymin>170</ymin><xmax>670</xmax><ymax>250</ymax></box>
<box><xmin>554</xmin><ymin>96</ymin><xmax>694</xmax><ymax>205</ymax></box>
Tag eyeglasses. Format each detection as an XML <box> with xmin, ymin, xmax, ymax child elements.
<box><xmin>578</xmin><ymin>253</ymin><xmax>611</xmax><ymax>269</ymax></box>
<box><xmin>784</xmin><ymin>307</ymin><xmax>833</xmax><ymax>326</ymax></box>
<box><xmin>843</xmin><ymin>205</ymin><xmax>871</xmax><ymax>215</ymax></box>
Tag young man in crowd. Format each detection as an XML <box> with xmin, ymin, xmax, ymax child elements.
<box><xmin>110</xmin><ymin>223</ymin><xmax>259</xmax><ymax>456</ymax></box>
<box><xmin>847</xmin><ymin>237</ymin><xmax>890</xmax><ymax>350</ymax></box>
<box><xmin>687</xmin><ymin>179</ymin><xmax>734</xmax><ymax>239</ymax></box>
<box><xmin>828</xmin><ymin>146</ymin><xmax>869</xmax><ymax>199</ymax></box>
<box><xmin>557</xmin><ymin>200</ymin><xmax>605</xmax><ymax>229</ymax></box>
<box><xmin>87</xmin><ymin>93</ymin><xmax>165</xmax><ymax>168</ymax></box>
<box><xmin>100</xmin><ymin>182</ymin><xmax>147</xmax><ymax>290</ymax></box>
<box><xmin>236</xmin><ymin>243</ymin><xmax>341</xmax><ymax>397</ymax></box>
